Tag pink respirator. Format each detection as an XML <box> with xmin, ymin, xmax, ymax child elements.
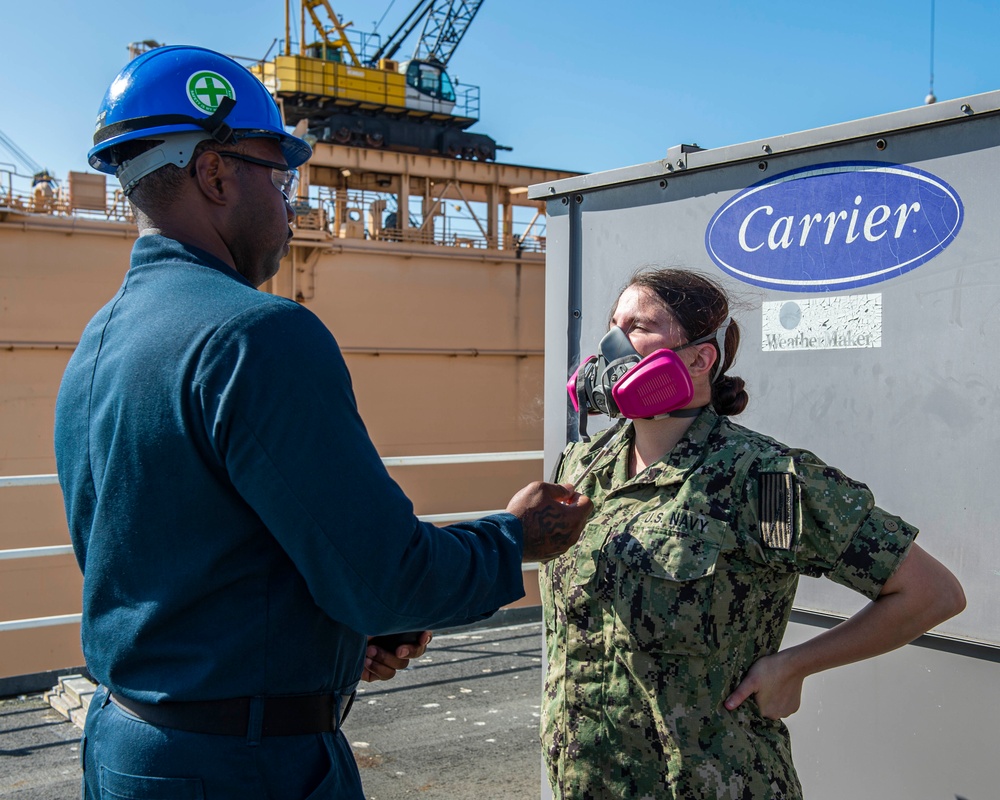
<box><xmin>567</xmin><ymin>326</ymin><xmax>695</xmax><ymax>421</ymax></box>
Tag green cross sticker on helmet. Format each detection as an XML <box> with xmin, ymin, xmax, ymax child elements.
<box><xmin>88</xmin><ymin>45</ymin><xmax>311</xmax><ymax>181</ymax></box>
<box><xmin>187</xmin><ymin>71</ymin><xmax>236</xmax><ymax>114</ymax></box>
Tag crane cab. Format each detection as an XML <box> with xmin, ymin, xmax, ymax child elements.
<box><xmin>306</xmin><ymin>42</ymin><xmax>346</xmax><ymax>62</ymax></box>
<box><xmin>402</xmin><ymin>59</ymin><xmax>457</xmax><ymax>114</ymax></box>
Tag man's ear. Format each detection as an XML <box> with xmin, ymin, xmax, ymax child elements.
<box><xmin>191</xmin><ymin>151</ymin><xmax>230</xmax><ymax>205</ymax></box>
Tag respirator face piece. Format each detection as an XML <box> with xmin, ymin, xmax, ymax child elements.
<box><xmin>568</xmin><ymin>326</ymin><xmax>695</xmax><ymax>420</ymax></box>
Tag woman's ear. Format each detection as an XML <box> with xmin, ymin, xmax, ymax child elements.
<box><xmin>685</xmin><ymin>342</ymin><xmax>718</xmax><ymax>379</ymax></box>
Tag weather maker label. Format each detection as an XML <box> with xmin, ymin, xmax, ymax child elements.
<box><xmin>761</xmin><ymin>294</ymin><xmax>882</xmax><ymax>352</ymax></box>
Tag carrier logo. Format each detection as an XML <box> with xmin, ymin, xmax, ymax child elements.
<box><xmin>705</xmin><ymin>162</ymin><xmax>963</xmax><ymax>292</ymax></box>
<box><xmin>187</xmin><ymin>71</ymin><xmax>236</xmax><ymax>114</ymax></box>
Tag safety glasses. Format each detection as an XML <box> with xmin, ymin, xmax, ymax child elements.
<box><xmin>216</xmin><ymin>151</ymin><xmax>299</xmax><ymax>200</ymax></box>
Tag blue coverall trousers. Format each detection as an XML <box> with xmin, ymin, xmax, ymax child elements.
<box><xmin>80</xmin><ymin>686</ymin><xmax>364</xmax><ymax>799</ymax></box>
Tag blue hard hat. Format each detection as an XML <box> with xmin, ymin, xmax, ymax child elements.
<box><xmin>89</xmin><ymin>45</ymin><xmax>311</xmax><ymax>190</ymax></box>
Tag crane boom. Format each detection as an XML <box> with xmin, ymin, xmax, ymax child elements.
<box><xmin>302</xmin><ymin>0</ymin><xmax>362</xmax><ymax>66</ymax></box>
<box><xmin>0</xmin><ymin>129</ymin><xmax>43</xmax><ymax>176</ymax></box>
<box><xmin>413</xmin><ymin>0</ymin><xmax>485</xmax><ymax>66</ymax></box>
<box><xmin>370</xmin><ymin>0</ymin><xmax>434</xmax><ymax>63</ymax></box>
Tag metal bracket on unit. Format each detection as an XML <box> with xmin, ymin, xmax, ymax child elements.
<box><xmin>664</xmin><ymin>143</ymin><xmax>706</xmax><ymax>172</ymax></box>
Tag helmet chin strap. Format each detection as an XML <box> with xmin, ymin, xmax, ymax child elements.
<box><xmin>116</xmin><ymin>131</ymin><xmax>213</xmax><ymax>195</ymax></box>
<box><xmin>94</xmin><ymin>96</ymin><xmax>237</xmax><ymax>149</ymax></box>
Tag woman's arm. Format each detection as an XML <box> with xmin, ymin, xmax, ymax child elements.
<box><xmin>724</xmin><ymin>542</ymin><xmax>966</xmax><ymax>718</ymax></box>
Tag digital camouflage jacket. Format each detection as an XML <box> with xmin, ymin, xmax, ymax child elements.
<box><xmin>540</xmin><ymin>408</ymin><xmax>916</xmax><ymax>800</ymax></box>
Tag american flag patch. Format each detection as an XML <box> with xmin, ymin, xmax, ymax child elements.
<box><xmin>759</xmin><ymin>473</ymin><xmax>794</xmax><ymax>549</ymax></box>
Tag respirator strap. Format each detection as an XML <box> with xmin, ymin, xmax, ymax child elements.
<box><xmin>677</xmin><ymin>318</ymin><xmax>733</xmax><ymax>380</ymax></box>
<box><xmin>575</xmin><ymin>367</ymin><xmax>591</xmax><ymax>441</ymax></box>
<box><xmin>651</xmin><ymin>405</ymin><xmax>704</xmax><ymax>420</ymax></box>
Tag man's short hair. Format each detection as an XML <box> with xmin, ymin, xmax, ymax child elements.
<box><xmin>114</xmin><ymin>139</ymin><xmax>247</xmax><ymax>219</ymax></box>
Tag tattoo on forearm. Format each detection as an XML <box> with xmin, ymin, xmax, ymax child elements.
<box><xmin>525</xmin><ymin>504</ymin><xmax>577</xmax><ymax>557</ymax></box>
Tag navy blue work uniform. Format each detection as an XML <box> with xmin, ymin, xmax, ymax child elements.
<box><xmin>54</xmin><ymin>234</ymin><xmax>526</xmax><ymax>798</ymax></box>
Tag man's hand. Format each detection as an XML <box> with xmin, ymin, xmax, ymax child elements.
<box><xmin>362</xmin><ymin>631</ymin><xmax>432</xmax><ymax>682</ymax></box>
<box><xmin>506</xmin><ymin>481</ymin><xmax>592</xmax><ymax>562</ymax></box>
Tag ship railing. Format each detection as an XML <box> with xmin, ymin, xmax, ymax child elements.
<box><xmin>309</xmin><ymin>185</ymin><xmax>548</xmax><ymax>253</ymax></box>
<box><xmin>0</xmin><ymin>449</ymin><xmax>544</xmax><ymax>634</ymax></box>
<box><xmin>373</xmin><ymin>229</ymin><xmax>545</xmax><ymax>253</ymax></box>
<box><xmin>375</xmin><ymin>226</ymin><xmax>488</xmax><ymax>248</ymax></box>
<box><xmin>0</xmin><ymin>167</ymin><xmax>134</xmax><ymax>224</ymax></box>
<box><xmin>453</xmin><ymin>83</ymin><xmax>481</xmax><ymax>120</ymax></box>
<box><xmin>1</xmin><ymin>171</ymin><xmax>549</xmax><ymax>253</ymax></box>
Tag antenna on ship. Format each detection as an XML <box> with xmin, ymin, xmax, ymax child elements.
<box><xmin>925</xmin><ymin>0</ymin><xmax>937</xmax><ymax>104</ymax></box>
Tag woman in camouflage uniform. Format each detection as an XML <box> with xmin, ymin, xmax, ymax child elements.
<box><xmin>540</xmin><ymin>269</ymin><xmax>965</xmax><ymax>799</ymax></box>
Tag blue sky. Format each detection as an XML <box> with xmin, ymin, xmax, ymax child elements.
<box><xmin>2</xmin><ymin>0</ymin><xmax>997</xmax><ymax>181</ymax></box>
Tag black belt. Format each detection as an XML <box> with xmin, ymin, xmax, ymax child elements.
<box><xmin>108</xmin><ymin>690</ymin><xmax>356</xmax><ymax>737</ymax></box>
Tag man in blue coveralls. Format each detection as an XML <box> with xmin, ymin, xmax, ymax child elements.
<box><xmin>54</xmin><ymin>45</ymin><xmax>592</xmax><ymax>799</ymax></box>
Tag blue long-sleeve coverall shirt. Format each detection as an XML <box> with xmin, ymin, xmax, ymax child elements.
<box><xmin>54</xmin><ymin>235</ymin><xmax>525</xmax><ymax>797</ymax></box>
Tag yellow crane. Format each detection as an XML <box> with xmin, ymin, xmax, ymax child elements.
<box><xmin>252</xmin><ymin>0</ymin><xmax>497</xmax><ymax>159</ymax></box>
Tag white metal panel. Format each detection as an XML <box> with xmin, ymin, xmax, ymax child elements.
<box><xmin>539</xmin><ymin>96</ymin><xmax>1000</xmax><ymax>648</ymax></box>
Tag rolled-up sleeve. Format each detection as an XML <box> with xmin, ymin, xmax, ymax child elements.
<box><xmin>743</xmin><ymin>450</ymin><xmax>917</xmax><ymax>598</ymax></box>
